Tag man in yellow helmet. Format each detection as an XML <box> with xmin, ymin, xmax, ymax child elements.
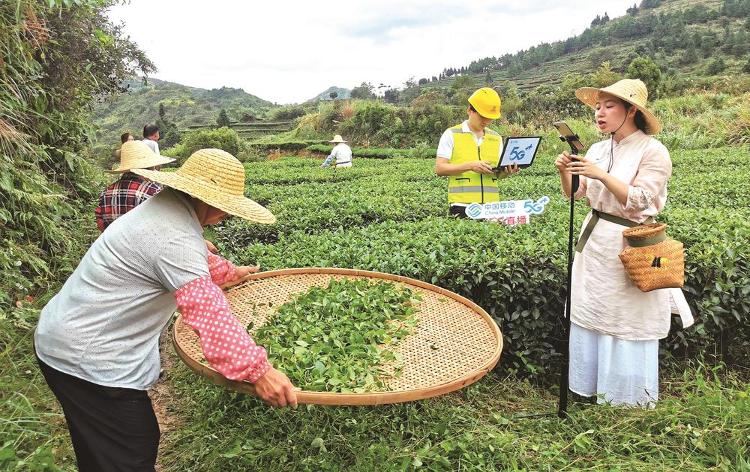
<box><xmin>435</xmin><ymin>87</ymin><xmax>519</xmax><ymax>218</ymax></box>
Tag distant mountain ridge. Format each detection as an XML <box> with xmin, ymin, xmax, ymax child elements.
<box><xmin>91</xmin><ymin>77</ymin><xmax>274</xmax><ymax>145</ymax></box>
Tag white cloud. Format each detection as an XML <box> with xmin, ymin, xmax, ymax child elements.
<box><xmin>108</xmin><ymin>0</ymin><xmax>637</xmax><ymax>104</ymax></box>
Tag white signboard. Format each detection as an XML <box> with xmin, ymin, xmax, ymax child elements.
<box><xmin>465</xmin><ymin>196</ymin><xmax>550</xmax><ymax>224</ymax></box>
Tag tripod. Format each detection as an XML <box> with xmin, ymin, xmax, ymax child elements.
<box><xmin>558</xmin><ymin>134</ymin><xmax>583</xmax><ymax>419</ymax></box>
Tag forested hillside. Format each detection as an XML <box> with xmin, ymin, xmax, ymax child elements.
<box><xmin>90</xmin><ymin>77</ymin><xmax>273</xmax><ymax>148</ymax></box>
<box><xmin>361</xmin><ymin>0</ymin><xmax>750</xmax><ymax>105</ymax></box>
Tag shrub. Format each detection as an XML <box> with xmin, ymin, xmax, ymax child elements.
<box><xmin>268</xmin><ymin>105</ymin><xmax>308</xmax><ymax>121</ymax></box>
<box><xmin>178</xmin><ymin>127</ymin><xmax>243</xmax><ymax>160</ymax></box>
<box><xmin>706</xmin><ymin>57</ymin><xmax>727</xmax><ymax>75</ymax></box>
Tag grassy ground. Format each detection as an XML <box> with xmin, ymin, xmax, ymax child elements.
<box><xmin>160</xmin><ymin>359</ymin><xmax>749</xmax><ymax>471</ymax></box>
<box><xmin>2</xmin><ymin>320</ymin><xmax>748</xmax><ymax>472</ymax></box>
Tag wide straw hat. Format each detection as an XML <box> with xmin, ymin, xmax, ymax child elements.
<box><xmin>109</xmin><ymin>140</ymin><xmax>175</xmax><ymax>173</ymax></box>
<box><xmin>575</xmin><ymin>79</ymin><xmax>662</xmax><ymax>135</ymax></box>
<box><xmin>329</xmin><ymin>134</ymin><xmax>347</xmax><ymax>143</ymax></box>
<box><xmin>132</xmin><ymin>148</ymin><xmax>276</xmax><ymax>224</ymax></box>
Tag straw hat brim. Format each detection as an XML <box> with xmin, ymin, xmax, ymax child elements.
<box><xmin>108</xmin><ymin>154</ymin><xmax>176</xmax><ymax>173</ymax></box>
<box><xmin>329</xmin><ymin>139</ymin><xmax>347</xmax><ymax>143</ymax></box>
<box><xmin>575</xmin><ymin>87</ymin><xmax>662</xmax><ymax>135</ymax></box>
<box><xmin>130</xmin><ymin>168</ymin><xmax>276</xmax><ymax>224</ymax></box>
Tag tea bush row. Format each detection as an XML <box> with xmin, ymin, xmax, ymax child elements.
<box><xmin>216</xmin><ymin>155</ymin><xmax>750</xmax><ymax>374</ymax></box>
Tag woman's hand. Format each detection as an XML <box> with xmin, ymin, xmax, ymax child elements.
<box><xmin>567</xmin><ymin>157</ymin><xmax>607</xmax><ymax>181</ymax></box>
<box><xmin>219</xmin><ymin>265</ymin><xmax>260</xmax><ymax>289</ymax></box>
<box><xmin>254</xmin><ymin>367</ymin><xmax>298</xmax><ymax>408</ymax></box>
<box><xmin>205</xmin><ymin>239</ymin><xmax>218</xmax><ymax>254</ymax></box>
<box><xmin>555</xmin><ymin>151</ymin><xmax>575</xmax><ymax>173</ymax></box>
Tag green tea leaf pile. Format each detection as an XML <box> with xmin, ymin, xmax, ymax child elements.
<box><xmin>251</xmin><ymin>278</ymin><xmax>421</xmax><ymax>392</ymax></box>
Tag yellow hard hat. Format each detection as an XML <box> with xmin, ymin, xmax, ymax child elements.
<box><xmin>468</xmin><ymin>87</ymin><xmax>501</xmax><ymax>119</ymax></box>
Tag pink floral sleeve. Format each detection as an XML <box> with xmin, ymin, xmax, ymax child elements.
<box><xmin>175</xmin><ymin>276</ymin><xmax>270</xmax><ymax>383</ymax></box>
<box><xmin>207</xmin><ymin>253</ymin><xmax>237</xmax><ymax>286</ymax></box>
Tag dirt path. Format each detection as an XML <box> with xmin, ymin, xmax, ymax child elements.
<box><xmin>150</xmin><ymin>331</ymin><xmax>182</xmax><ymax>472</ymax></box>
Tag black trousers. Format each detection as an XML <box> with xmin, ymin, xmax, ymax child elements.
<box><xmin>37</xmin><ymin>357</ymin><xmax>160</xmax><ymax>472</ymax></box>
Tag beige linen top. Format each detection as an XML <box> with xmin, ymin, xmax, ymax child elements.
<box><xmin>570</xmin><ymin>130</ymin><xmax>693</xmax><ymax>340</ymax></box>
<box><xmin>574</xmin><ymin>130</ymin><xmax>671</xmax><ymax>221</ymax></box>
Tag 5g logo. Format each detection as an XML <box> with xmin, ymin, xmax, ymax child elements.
<box><xmin>509</xmin><ymin>144</ymin><xmax>534</xmax><ymax>162</ymax></box>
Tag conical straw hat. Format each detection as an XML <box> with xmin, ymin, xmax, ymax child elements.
<box><xmin>575</xmin><ymin>79</ymin><xmax>662</xmax><ymax>135</ymax></box>
<box><xmin>132</xmin><ymin>148</ymin><xmax>276</xmax><ymax>224</ymax></box>
<box><xmin>109</xmin><ymin>140</ymin><xmax>175</xmax><ymax>173</ymax></box>
<box><xmin>329</xmin><ymin>134</ymin><xmax>347</xmax><ymax>143</ymax></box>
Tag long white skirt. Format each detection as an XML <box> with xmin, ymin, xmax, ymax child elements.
<box><xmin>569</xmin><ymin>323</ymin><xmax>659</xmax><ymax>407</ymax></box>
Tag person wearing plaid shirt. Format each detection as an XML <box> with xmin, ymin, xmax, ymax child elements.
<box><xmin>94</xmin><ymin>140</ymin><xmax>175</xmax><ymax>231</ymax></box>
<box><xmin>95</xmin><ymin>173</ymin><xmax>163</xmax><ymax>231</ymax></box>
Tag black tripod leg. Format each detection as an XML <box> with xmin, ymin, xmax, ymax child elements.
<box><xmin>558</xmin><ymin>170</ymin><xmax>578</xmax><ymax>419</ymax></box>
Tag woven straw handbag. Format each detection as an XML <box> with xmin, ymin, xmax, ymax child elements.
<box><xmin>619</xmin><ymin>223</ymin><xmax>684</xmax><ymax>292</ymax></box>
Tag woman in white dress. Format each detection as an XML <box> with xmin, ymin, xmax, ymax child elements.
<box><xmin>555</xmin><ymin>79</ymin><xmax>693</xmax><ymax>407</ymax></box>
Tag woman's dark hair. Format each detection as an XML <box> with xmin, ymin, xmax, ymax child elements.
<box><xmin>120</xmin><ymin>132</ymin><xmax>133</xmax><ymax>143</ymax></box>
<box><xmin>623</xmin><ymin>102</ymin><xmax>648</xmax><ymax>132</ymax></box>
<box><xmin>468</xmin><ymin>104</ymin><xmax>477</xmax><ymax>113</ymax></box>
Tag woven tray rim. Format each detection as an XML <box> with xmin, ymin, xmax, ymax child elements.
<box><xmin>172</xmin><ymin>267</ymin><xmax>503</xmax><ymax>406</ymax></box>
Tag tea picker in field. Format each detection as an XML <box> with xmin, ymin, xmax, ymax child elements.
<box><xmin>555</xmin><ymin>79</ymin><xmax>693</xmax><ymax>407</ymax></box>
<box><xmin>35</xmin><ymin>148</ymin><xmax>297</xmax><ymax>471</ymax></box>
<box><xmin>435</xmin><ymin>87</ymin><xmax>519</xmax><ymax>218</ymax></box>
<box><xmin>321</xmin><ymin>134</ymin><xmax>353</xmax><ymax>168</ymax></box>
<box><xmin>112</xmin><ymin>131</ymin><xmax>134</xmax><ymax>162</ymax></box>
<box><xmin>142</xmin><ymin>122</ymin><xmax>161</xmax><ymax>155</ymax></box>
<box><xmin>95</xmin><ymin>139</ymin><xmax>175</xmax><ymax>231</ymax></box>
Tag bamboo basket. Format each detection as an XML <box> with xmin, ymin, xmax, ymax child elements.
<box><xmin>173</xmin><ymin>268</ymin><xmax>503</xmax><ymax>406</ymax></box>
<box><xmin>619</xmin><ymin>223</ymin><xmax>684</xmax><ymax>292</ymax></box>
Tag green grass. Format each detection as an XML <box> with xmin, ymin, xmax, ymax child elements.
<box><xmin>159</xmin><ymin>361</ymin><xmax>750</xmax><ymax>471</ymax></box>
<box><xmin>3</xmin><ymin>318</ymin><xmax>747</xmax><ymax>471</ymax></box>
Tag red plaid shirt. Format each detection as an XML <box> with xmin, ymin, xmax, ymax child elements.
<box><xmin>95</xmin><ymin>172</ymin><xmax>163</xmax><ymax>231</ymax></box>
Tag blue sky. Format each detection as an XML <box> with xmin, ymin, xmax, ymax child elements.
<box><xmin>108</xmin><ymin>0</ymin><xmax>637</xmax><ymax>104</ymax></box>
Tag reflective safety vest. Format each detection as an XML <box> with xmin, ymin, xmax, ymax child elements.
<box><xmin>447</xmin><ymin>124</ymin><xmax>502</xmax><ymax>204</ymax></box>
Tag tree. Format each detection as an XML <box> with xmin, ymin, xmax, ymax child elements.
<box><xmin>680</xmin><ymin>47</ymin><xmax>699</xmax><ymax>65</ymax></box>
<box><xmin>626</xmin><ymin>56</ymin><xmax>662</xmax><ymax>97</ymax></box>
<box><xmin>216</xmin><ymin>108</ymin><xmax>231</xmax><ymax>128</ymax></box>
<box><xmin>485</xmin><ymin>70</ymin><xmax>493</xmax><ymax>85</ymax></box>
<box><xmin>157</xmin><ymin>103</ymin><xmax>181</xmax><ymax>148</ymax></box>
<box><xmin>744</xmin><ymin>57</ymin><xmax>750</xmax><ymax>73</ymax></box>
<box><xmin>383</xmin><ymin>88</ymin><xmax>400</xmax><ymax>104</ymax></box>
<box><xmin>0</xmin><ymin>0</ymin><xmax>153</xmax><ymax>311</ymax></box>
<box><xmin>639</xmin><ymin>0</ymin><xmax>661</xmax><ymax>8</ymax></box>
<box><xmin>350</xmin><ymin>82</ymin><xmax>375</xmax><ymax>100</ymax></box>
<box><xmin>418</xmin><ymin>77</ymin><xmax>429</xmax><ymax>85</ymax></box>
<box><xmin>451</xmin><ymin>74</ymin><xmax>476</xmax><ymax>91</ymax></box>
<box><xmin>706</xmin><ymin>57</ymin><xmax>727</xmax><ymax>75</ymax></box>
<box><xmin>329</xmin><ymin>91</ymin><xmax>338</xmax><ymax>100</ymax></box>
<box><xmin>589</xmin><ymin>61</ymin><xmax>621</xmax><ymax>88</ymax></box>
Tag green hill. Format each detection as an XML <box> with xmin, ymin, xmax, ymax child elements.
<box><xmin>413</xmin><ymin>0</ymin><xmax>749</xmax><ymax>94</ymax></box>
<box><xmin>309</xmin><ymin>86</ymin><xmax>352</xmax><ymax>102</ymax></box>
<box><xmin>90</xmin><ymin>77</ymin><xmax>274</xmax><ymax>146</ymax></box>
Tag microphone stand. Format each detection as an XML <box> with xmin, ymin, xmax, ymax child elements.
<box><xmin>558</xmin><ymin>134</ymin><xmax>581</xmax><ymax>419</ymax></box>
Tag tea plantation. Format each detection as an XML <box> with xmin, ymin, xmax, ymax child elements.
<box><xmin>155</xmin><ymin>132</ymin><xmax>750</xmax><ymax>470</ymax></box>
